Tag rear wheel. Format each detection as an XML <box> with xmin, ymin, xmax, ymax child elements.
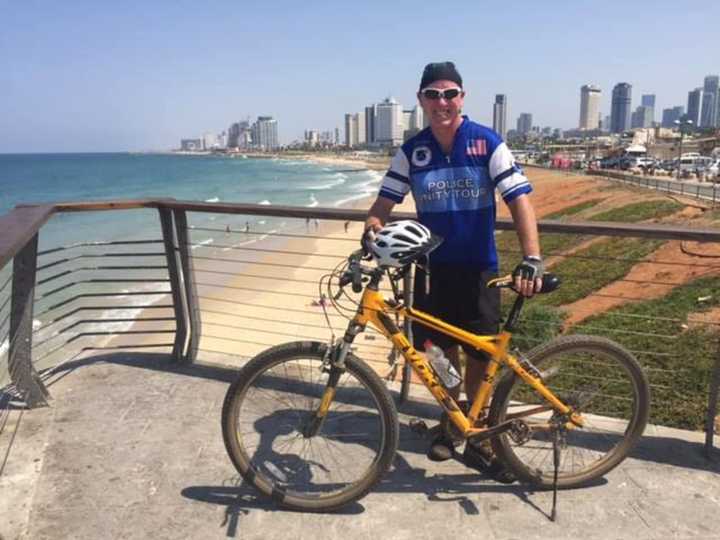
<box><xmin>221</xmin><ymin>341</ymin><xmax>399</xmax><ymax>511</ymax></box>
<box><xmin>489</xmin><ymin>335</ymin><xmax>649</xmax><ymax>488</ymax></box>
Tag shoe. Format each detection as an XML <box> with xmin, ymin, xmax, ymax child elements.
<box><xmin>427</xmin><ymin>434</ymin><xmax>455</xmax><ymax>461</ymax></box>
<box><xmin>463</xmin><ymin>442</ymin><xmax>516</xmax><ymax>484</ymax></box>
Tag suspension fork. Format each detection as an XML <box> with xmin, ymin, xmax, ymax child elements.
<box><xmin>303</xmin><ymin>321</ymin><xmax>365</xmax><ymax>438</ymax></box>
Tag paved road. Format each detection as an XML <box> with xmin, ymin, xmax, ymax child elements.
<box><xmin>2</xmin><ymin>352</ymin><xmax>719</xmax><ymax>540</ymax></box>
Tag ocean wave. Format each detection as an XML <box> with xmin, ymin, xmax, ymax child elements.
<box><xmin>221</xmin><ymin>228</ymin><xmax>277</xmax><ymax>251</ymax></box>
<box><xmin>205</xmin><ymin>196</ymin><xmax>220</xmax><ymax>203</ymax></box>
<box><xmin>306</xmin><ymin>194</ymin><xmax>319</xmax><ymax>208</ymax></box>
<box><xmin>191</xmin><ymin>238</ymin><xmax>214</xmax><ymax>251</ymax></box>
<box><xmin>258</xmin><ymin>200</ymin><xmax>271</xmax><ymax>205</ymax></box>
<box><xmin>305</xmin><ymin>177</ymin><xmax>347</xmax><ymax>190</ymax></box>
<box><xmin>333</xmin><ymin>193</ymin><xmax>373</xmax><ymax>208</ymax></box>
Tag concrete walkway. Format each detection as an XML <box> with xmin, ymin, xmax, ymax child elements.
<box><xmin>1</xmin><ymin>352</ymin><xmax>719</xmax><ymax>540</ymax></box>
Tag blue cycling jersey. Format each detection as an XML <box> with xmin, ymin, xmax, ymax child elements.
<box><xmin>378</xmin><ymin>116</ymin><xmax>531</xmax><ymax>270</ymax></box>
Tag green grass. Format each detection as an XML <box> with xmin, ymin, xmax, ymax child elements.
<box><xmin>570</xmin><ymin>276</ymin><xmax>720</xmax><ymax>429</ymax></box>
<box><xmin>535</xmin><ymin>237</ymin><xmax>663</xmax><ymax>307</ymax></box>
<box><xmin>588</xmin><ymin>200</ymin><xmax>683</xmax><ymax>223</ymax></box>
<box><xmin>543</xmin><ymin>199</ymin><xmax>606</xmax><ymax>220</ymax></box>
<box><xmin>508</xmin><ymin>302</ymin><xmax>566</xmax><ymax>353</ymax></box>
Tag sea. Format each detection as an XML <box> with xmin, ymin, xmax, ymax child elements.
<box><xmin>0</xmin><ymin>153</ymin><xmax>383</xmax><ymax>365</ymax></box>
<box><xmin>0</xmin><ymin>153</ymin><xmax>382</xmax><ymax>249</ymax></box>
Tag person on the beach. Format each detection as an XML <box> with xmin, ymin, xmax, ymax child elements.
<box><xmin>364</xmin><ymin>61</ymin><xmax>543</xmax><ymax>484</ymax></box>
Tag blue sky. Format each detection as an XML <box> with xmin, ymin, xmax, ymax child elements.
<box><xmin>1</xmin><ymin>0</ymin><xmax>718</xmax><ymax>152</ymax></box>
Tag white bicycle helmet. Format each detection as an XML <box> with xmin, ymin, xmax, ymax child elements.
<box><xmin>370</xmin><ymin>220</ymin><xmax>442</xmax><ymax>267</ymax></box>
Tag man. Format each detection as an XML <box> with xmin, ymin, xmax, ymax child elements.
<box><xmin>364</xmin><ymin>62</ymin><xmax>543</xmax><ymax>483</ymax></box>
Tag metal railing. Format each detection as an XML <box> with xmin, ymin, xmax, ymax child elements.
<box><xmin>589</xmin><ymin>169</ymin><xmax>720</xmax><ymax>205</ymax></box>
<box><xmin>1</xmin><ymin>198</ymin><xmax>719</xmax><ymax>458</ymax></box>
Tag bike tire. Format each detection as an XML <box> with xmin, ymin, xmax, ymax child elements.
<box><xmin>221</xmin><ymin>341</ymin><xmax>399</xmax><ymax>512</ymax></box>
<box><xmin>488</xmin><ymin>335</ymin><xmax>650</xmax><ymax>488</ymax></box>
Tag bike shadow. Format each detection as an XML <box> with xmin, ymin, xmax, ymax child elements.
<box><xmin>182</xmin><ymin>416</ymin><xmax>605</xmax><ymax>530</ymax></box>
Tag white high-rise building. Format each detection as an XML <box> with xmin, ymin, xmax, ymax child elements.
<box><xmin>355</xmin><ymin>111</ymin><xmax>366</xmax><ymax>145</ymax></box>
<box><xmin>579</xmin><ymin>85</ymin><xmax>601</xmax><ymax>130</ymax></box>
<box><xmin>252</xmin><ymin>116</ymin><xmax>279</xmax><ymax>150</ymax></box>
<box><xmin>375</xmin><ymin>97</ymin><xmax>403</xmax><ymax>146</ymax></box>
<box><xmin>344</xmin><ymin>113</ymin><xmax>357</xmax><ymax>147</ymax></box>
<box><xmin>409</xmin><ymin>106</ymin><xmax>423</xmax><ymax>130</ymax></box>
<box><xmin>493</xmin><ymin>94</ymin><xmax>507</xmax><ymax>138</ymax></box>
<box><xmin>344</xmin><ymin>112</ymin><xmax>366</xmax><ymax>147</ymax></box>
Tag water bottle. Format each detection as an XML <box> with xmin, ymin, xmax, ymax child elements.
<box><xmin>424</xmin><ymin>340</ymin><xmax>462</xmax><ymax>389</ymax></box>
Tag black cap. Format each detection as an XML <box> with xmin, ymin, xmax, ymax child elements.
<box><xmin>419</xmin><ymin>62</ymin><xmax>463</xmax><ymax>90</ymax></box>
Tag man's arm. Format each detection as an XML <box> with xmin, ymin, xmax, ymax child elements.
<box><xmin>507</xmin><ymin>194</ymin><xmax>543</xmax><ymax>296</ymax></box>
<box><xmin>365</xmin><ymin>196</ymin><xmax>395</xmax><ymax>232</ymax></box>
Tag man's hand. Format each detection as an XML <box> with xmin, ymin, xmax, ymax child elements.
<box><xmin>512</xmin><ymin>256</ymin><xmax>544</xmax><ymax>297</ymax></box>
<box><xmin>360</xmin><ymin>227</ymin><xmax>377</xmax><ymax>256</ymax></box>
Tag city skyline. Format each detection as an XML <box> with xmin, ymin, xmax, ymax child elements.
<box><xmin>1</xmin><ymin>1</ymin><xmax>719</xmax><ymax>152</ymax></box>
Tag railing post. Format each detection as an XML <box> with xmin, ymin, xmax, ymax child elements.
<box><xmin>159</xmin><ymin>208</ymin><xmax>188</xmax><ymax>361</ymax></box>
<box><xmin>706</xmin><ymin>345</ymin><xmax>720</xmax><ymax>459</ymax></box>
<box><xmin>173</xmin><ymin>210</ymin><xmax>201</xmax><ymax>363</ymax></box>
<box><xmin>399</xmin><ymin>267</ymin><xmax>414</xmax><ymax>404</ymax></box>
<box><xmin>9</xmin><ymin>233</ymin><xmax>49</xmax><ymax>407</ymax></box>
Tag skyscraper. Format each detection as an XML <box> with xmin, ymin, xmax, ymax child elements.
<box><xmin>345</xmin><ymin>113</ymin><xmax>368</xmax><ymax>146</ymax></box>
<box><xmin>610</xmin><ymin>83</ymin><xmax>632</xmax><ymax>133</ymax></box>
<box><xmin>493</xmin><ymin>94</ymin><xmax>507</xmax><ymax>138</ymax></box>
<box><xmin>517</xmin><ymin>113</ymin><xmax>532</xmax><ymax>134</ymax></box>
<box><xmin>661</xmin><ymin>106</ymin><xmax>685</xmax><ymax>128</ymax></box>
<box><xmin>364</xmin><ymin>105</ymin><xmax>376</xmax><ymax>144</ymax></box>
<box><xmin>641</xmin><ymin>94</ymin><xmax>655</xmax><ymax>125</ymax></box>
<box><xmin>375</xmin><ymin>97</ymin><xmax>403</xmax><ymax>146</ymax></box>
<box><xmin>700</xmin><ymin>75</ymin><xmax>719</xmax><ymax>128</ymax></box>
<box><xmin>687</xmin><ymin>87</ymin><xmax>703</xmax><ymax>126</ymax></box>
<box><xmin>631</xmin><ymin>106</ymin><xmax>653</xmax><ymax>129</ymax></box>
<box><xmin>579</xmin><ymin>85</ymin><xmax>601</xmax><ymax>130</ymax></box>
<box><xmin>252</xmin><ymin>116</ymin><xmax>279</xmax><ymax>150</ymax></box>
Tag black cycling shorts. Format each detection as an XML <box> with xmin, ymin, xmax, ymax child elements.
<box><xmin>412</xmin><ymin>263</ymin><xmax>500</xmax><ymax>358</ymax></box>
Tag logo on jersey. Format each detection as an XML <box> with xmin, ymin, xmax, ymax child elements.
<box><xmin>411</xmin><ymin>145</ymin><xmax>432</xmax><ymax>167</ymax></box>
<box><xmin>466</xmin><ymin>139</ymin><xmax>487</xmax><ymax>157</ymax></box>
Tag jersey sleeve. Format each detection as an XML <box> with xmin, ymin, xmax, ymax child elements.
<box><xmin>488</xmin><ymin>141</ymin><xmax>532</xmax><ymax>203</ymax></box>
<box><xmin>377</xmin><ymin>149</ymin><xmax>411</xmax><ymax>203</ymax></box>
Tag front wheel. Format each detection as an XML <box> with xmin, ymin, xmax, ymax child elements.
<box><xmin>489</xmin><ymin>335</ymin><xmax>650</xmax><ymax>488</ymax></box>
<box><xmin>221</xmin><ymin>341</ymin><xmax>399</xmax><ymax>512</ymax></box>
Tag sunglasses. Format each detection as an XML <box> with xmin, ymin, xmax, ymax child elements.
<box><xmin>420</xmin><ymin>87</ymin><xmax>463</xmax><ymax>100</ymax></box>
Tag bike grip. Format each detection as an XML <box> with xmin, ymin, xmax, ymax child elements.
<box><xmin>539</xmin><ymin>273</ymin><xmax>561</xmax><ymax>294</ymax></box>
<box><xmin>351</xmin><ymin>263</ymin><xmax>362</xmax><ymax>293</ymax></box>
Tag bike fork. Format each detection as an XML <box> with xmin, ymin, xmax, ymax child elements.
<box><xmin>303</xmin><ymin>324</ymin><xmax>363</xmax><ymax>438</ymax></box>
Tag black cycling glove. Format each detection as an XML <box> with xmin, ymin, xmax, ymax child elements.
<box><xmin>513</xmin><ymin>256</ymin><xmax>544</xmax><ymax>282</ymax></box>
<box><xmin>360</xmin><ymin>228</ymin><xmax>376</xmax><ymax>256</ymax></box>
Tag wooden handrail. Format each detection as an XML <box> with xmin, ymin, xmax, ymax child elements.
<box><xmin>4</xmin><ymin>198</ymin><xmax>720</xmax><ymax>273</ymax></box>
<box><xmin>0</xmin><ymin>205</ymin><xmax>55</xmax><ymax>270</ymax></box>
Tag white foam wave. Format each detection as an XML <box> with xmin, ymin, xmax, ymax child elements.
<box><xmin>333</xmin><ymin>193</ymin><xmax>374</xmax><ymax>207</ymax></box>
<box><xmin>205</xmin><ymin>196</ymin><xmax>220</xmax><ymax>203</ymax></box>
<box><xmin>307</xmin><ymin>194</ymin><xmax>319</xmax><ymax>208</ymax></box>
<box><xmin>305</xmin><ymin>177</ymin><xmax>347</xmax><ymax>190</ymax></box>
<box><xmin>221</xmin><ymin>228</ymin><xmax>277</xmax><ymax>251</ymax></box>
<box><xmin>191</xmin><ymin>238</ymin><xmax>214</xmax><ymax>251</ymax></box>
<box><xmin>258</xmin><ymin>200</ymin><xmax>271</xmax><ymax>205</ymax></box>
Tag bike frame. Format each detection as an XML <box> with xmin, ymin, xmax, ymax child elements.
<box><xmin>350</xmin><ymin>285</ymin><xmax>583</xmax><ymax>437</ymax></box>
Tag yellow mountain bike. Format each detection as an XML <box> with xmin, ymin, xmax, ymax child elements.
<box><xmin>222</xmin><ymin>250</ymin><xmax>650</xmax><ymax>512</ymax></box>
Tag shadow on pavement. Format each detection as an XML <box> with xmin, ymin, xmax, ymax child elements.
<box><xmin>36</xmin><ymin>350</ymin><xmax>720</xmax><ymax>476</ymax></box>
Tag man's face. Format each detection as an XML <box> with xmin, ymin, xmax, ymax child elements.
<box><xmin>417</xmin><ymin>79</ymin><xmax>465</xmax><ymax>131</ymax></box>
